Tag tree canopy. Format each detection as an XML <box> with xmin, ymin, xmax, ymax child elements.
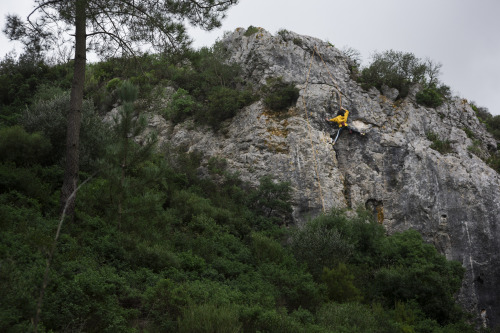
<box><xmin>4</xmin><ymin>0</ymin><xmax>239</xmax><ymax>219</ymax></box>
<box><xmin>357</xmin><ymin>49</ymin><xmax>450</xmax><ymax>104</ymax></box>
<box><xmin>4</xmin><ymin>0</ymin><xmax>238</xmax><ymax>59</ymax></box>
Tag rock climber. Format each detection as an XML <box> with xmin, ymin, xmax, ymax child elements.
<box><xmin>325</xmin><ymin>107</ymin><xmax>362</xmax><ymax>144</ymax></box>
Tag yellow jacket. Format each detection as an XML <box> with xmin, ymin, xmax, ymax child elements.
<box><xmin>328</xmin><ymin>109</ymin><xmax>349</xmax><ymax>127</ymax></box>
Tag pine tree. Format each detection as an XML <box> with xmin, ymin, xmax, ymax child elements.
<box><xmin>4</xmin><ymin>0</ymin><xmax>239</xmax><ymax>219</ymax></box>
<box><xmin>105</xmin><ymin>81</ymin><xmax>156</xmax><ymax>227</ymax></box>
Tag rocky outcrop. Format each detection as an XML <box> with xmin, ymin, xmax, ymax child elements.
<box><xmin>149</xmin><ymin>28</ymin><xmax>500</xmax><ymax>327</ymax></box>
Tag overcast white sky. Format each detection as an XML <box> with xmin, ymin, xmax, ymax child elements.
<box><xmin>2</xmin><ymin>0</ymin><xmax>499</xmax><ymax>115</ymax></box>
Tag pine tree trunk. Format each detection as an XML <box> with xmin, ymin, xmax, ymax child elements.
<box><xmin>60</xmin><ymin>0</ymin><xmax>87</xmax><ymax>220</ymax></box>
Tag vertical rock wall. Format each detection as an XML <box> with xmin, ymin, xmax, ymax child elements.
<box><xmin>156</xmin><ymin>28</ymin><xmax>500</xmax><ymax>327</ymax></box>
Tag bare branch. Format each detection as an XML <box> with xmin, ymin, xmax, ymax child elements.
<box><xmin>188</xmin><ymin>0</ymin><xmax>237</xmax><ymax>10</ymax></box>
<box><xmin>33</xmin><ymin>172</ymin><xmax>97</xmax><ymax>333</ymax></box>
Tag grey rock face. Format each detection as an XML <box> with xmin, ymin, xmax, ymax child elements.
<box><xmin>152</xmin><ymin>28</ymin><xmax>500</xmax><ymax>327</ymax></box>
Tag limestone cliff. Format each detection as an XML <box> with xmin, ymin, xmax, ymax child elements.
<box><xmin>149</xmin><ymin>28</ymin><xmax>500</xmax><ymax>327</ymax></box>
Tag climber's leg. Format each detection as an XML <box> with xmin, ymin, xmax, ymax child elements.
<box><xmin>332</xmin><ymin>127</ymin><xmax>342</xmax><ymax>145</ymax></box>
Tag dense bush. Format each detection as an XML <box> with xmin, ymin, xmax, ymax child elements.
<box><xmin>3</xmin><ymin>42</ymin><xmax>257</xmax><ymax>132</ymax></box>
<box><xmin>358</xmin><ymin>50</ymin><xmax>424</xmax><ymax>96</ymax></box>
<box><xmin>20</xmin><ymin>90</ymin><xmax>109</xmax><ymax>169</ymax></box>
<box><xmin>0</xmin><ymin>46</ymin><xmax>482</xmax><ymax>333</ymax></box>
<box><xmin>291</xmin><ymin>209</ymin><xmax>467</xmax><ymax>327</ymax></box>
<box><xmin>0</xmin><ymin>143</ymin><xmax>479</xmax><ymax>332</ymax></box>
<box><xmin>373</xmin><ymin>229</ymin><xmax>464</xmax><ymax>324</ymax></box>
<box><xmin>178</xmin><ymin>303</ymin><xmax>242</xmax><ymax>333</ymax></box>
<box><xmin>165</xmin><ymin>88</ymin><xmax>200</xmax><ymax>123</ymax></box>
<box><xmin>317</xmin><ymin>302</ymin><xmax>397</xmax><ymax>333</ymax></box>
<box><xmin>416</xmin><ymin>85</ymin><xmax>443</xmax><ymax>108</ymax></box>
<box><xmin>203</xmin><ymin>86</ymin><xmax>256</xmax><ymax>128</ymax></box>
<box><xmin>152</xmin><ymin>44</ymin><xmax>257</xmax><ymax>128</ymax></box>
<box><xmin>262</xmin><ymin>77</ymin><xmax>300</xmax><ymax>112</ymax></box>
<box><xmin>321</xmin><ymin>263</ymin><xmax>362</xmax><ymax>303</ymax></box>
<box><xmin>0</xmin><ymin>126</ymin><xmax>51</xmax><ymax>166</ymax></box>
<box><xmin>0</xmin><ymin>53</ymin><xmax>72</xmax><ymax>126</ymax></box>
<box><xmin>358</xmin><ymin>50</ymin><xmax>450</xmax><ymax>107</ymax></box>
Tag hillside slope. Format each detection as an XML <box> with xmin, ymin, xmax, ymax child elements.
<box><xmin>149</xmin><ymin>28</ymin><xmax>500</xmax><ymax>327</ymax></box>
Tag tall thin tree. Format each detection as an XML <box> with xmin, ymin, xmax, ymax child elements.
<box><xmin>4</xmin><ymin>0</ymin><xmax>238</xmax><ymax>219</ymax></box>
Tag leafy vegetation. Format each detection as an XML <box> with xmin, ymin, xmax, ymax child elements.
<box><xmin>416</xmin><ymin>84</ymin><xmax>444</xmax><ymax>108</ymax></box>
<box><xmin>244</xmin><ymin>25</ymin><xmax>260</xmax><ymax>37</ymax></box>
<box><xmin>0</xmin><ymin>143</ymin><xmax>478</xmax><ymax>332</ymax></box>
<box><xmin>0</xmin><ymin>52</ymin><xmax>72</xmax><ymax>126</ymax></box>
<box><xmin>478</xmin><ymin>110</ymin><xmax>500</xmax><ymax>143</ymax></box>
<box><xmin>262</xmin><ymin>77</ymin><xmax>300</xmax><ymax>112</ymax></box>
<box><xmin>5</xmin><ymin>0</ymin><xmax>240</xmax><ymax>221</ymax></box>
<box><xmin>357</xmin><ymin>50</ymin><xmax>451</xmax><ymax>107</ymax></box>
<box><xmin>427</xmin><ymin>131</ymin><xmax>453</xmax><ymax>154</ymax></box>
<box><xmin>470</xmin><ymin>102</ymin><xmax>500</xmax><ymax>173</ymax></box>
<box><xmin>0</xmin><ymin>43</ymin><xmax>486</xmax><ymax>332</ymax></box>
<box><xmin>146</xmin><ymin>44</ymin><xmax>257</xmax><ymax>128</ymax></box>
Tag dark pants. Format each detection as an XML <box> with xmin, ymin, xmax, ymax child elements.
<box><xmin>330</xmin><ymin>126</ymin><xmax>362</xmax><ymax>143</ymax></box>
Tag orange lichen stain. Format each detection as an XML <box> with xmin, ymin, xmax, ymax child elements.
<box><xmin>263</xmin><ymin>139</ymin><xmax>289</xmax><ymax>154</ymax></box>
<box><xmin>393</xmin><ymin>99</ymin><xmax>404</xmax><ymax>109</ymax></box>
<box><xmin>376</xmin><ymin>206</ymin><xmax>384</xmax><ymax>224</ymax></box>
<box><xmin>261</xmin><ymin>107</ymin><xmax>297</xmax><ymax>121</ymax></box>
<box><xmin>267</xmin><ymin>127</ymin><xmax>289</xmax><ymax>138</ymax></box>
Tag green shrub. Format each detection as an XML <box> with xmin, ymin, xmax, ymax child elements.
<box><xmin>251</xmin><ymin>232</ymin><xmax>285</xmax><ymax>264</ymax></box>
<box><xmin>262</xmin><ymin>77</ymin><xmax>300</xmax><ymax>112</ymax></box>
<box><xmin>248</xmin><ymin>175</ymin><xmax>293</xmax><ymax>226</ymax></box>
<box><xmin>145</xmin><ymin>278</ymin><xmax>244</xmax><ymax>331</ymax></box>
<box><xmin>202</xmin><ymin>86</ymin><xmax>255</xmax><ymax>128</ymax></box>
<box><xmin>32</xmin><ymin>83</ymin><xmax>67</xmax><ymax>102</ymax></box>
<box><xmin>468</xmin><ymin>139</ymin><xmax>488</xmax><ymax>161</ymax></box>
<box><xmin>0</xmin><ymin>164</ymin><xmax>54</xmax><ymax>208</ymax></box>
<box><xmin>166</xmin><ymin>88</ymin><xmax>199</xmax><ymax>123</ymax></box>
<box><xmin>106</xmin><ymin>77</ymin><xmax>122</xmax><ymax>91</ymax></box>
<box><xmin>244</xmin><ymin>25</ymin><xmax>260</xmax><ymax>36</ymax></box>
<box><xmin>292</xmin><ymin>38</ymin><xmax>303</xmax><ymax>47</ymax></box>
<box><xmin>462</xmin><ymin>127</ymin><xmax>475</xmax><ymax>139</ymax></box>
<box><xmin>157</xmin><ymin>44</ymin><xmax>257</xmax><ymax>129</ymax></box>
<box><xmin>321</xmin><ymin>263</ymin><xmax>362</xmax><ymax>303</ymax></box>
<box><xmin>42</xmin><ymin>264</ymin><xmax>133</xmax><ymax>333</ymax></box>
<box><xmin>427</xmin><ymin>131</ymin><xmax>453</xmax><ymax>154</ymax></box>
<box><xmin>374</xmin><ymin>229</ymin><xmax>465</xmax><ymax>324</ymax></box>
<box><xmin>21</xmin><ymin>92</ymin><xmax>108</xmax><ymax>169</ymax></box>
<box><xmin>487</xmin><ymin>152</ymin><xmax>500</xmax><ymax>173</ymax></box>
<box><xmin>358</xmin><ymin>50</ymin><xmax>446</xmax><ymax>101</ymax></box>
<box><xmin>472</xmin><ymin>103</ymin><xmax>493</xmax><ymax>123</ymax></box>
<box><xmin>0</xmin><ymin>202</ymin><xmax>48</xmax><ymax>331</ymax></box>
<box><xmin>317</xmin><ymin>302</ymin><xmax>391</xmax><ymax>333</ymax></box>
<box><xmin>178</xmin><ymin>303</ymin><xmax>241</xmax><ymax>333</ymax></box>
<box><xmin>277</xmin><ymin>29</ymin><xmax>290</xmax><ymax>39</ymax></box>
<box><xmin>0</xmin><ymin>53</ymin><xmax>72</xmax><ymax>126</ymax></box>
<box><xmin>260</xmin><ymin>311</ymin><xmax>308</xmax><ymax>332</ymax></box>
<box><xmin>291</xmin><ymin>227</ymin><xmax>352</xmax><ymax>279</ymax></box>
<box><xmin>291</xmin><ymin>209</ymin><xmax>386</xmax><ymax>279</ymax></box>
<box><xmin>485</xmin><ymin>115</ymin><xmax>500</xmax><ymax>140</ymax></box>
<box><xmin>144</xmin><ymin>279</ymin><xmax>187</xmax><ymax>330</ymax></box>
<box><xmin>416</xmin><ymin>85</ymin><xmax>444</xmax><ymax>107</ymax></box>
<box><xmin>0</xmin><ymin>126</ymin><xmax>51</xmax><ymax>166</ymax></box>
